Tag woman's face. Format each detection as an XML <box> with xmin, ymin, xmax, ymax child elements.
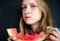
<box><xmin>22</xmin><ymin>0</ymin><xmax>42</xmax><ymax>25</ymax></box>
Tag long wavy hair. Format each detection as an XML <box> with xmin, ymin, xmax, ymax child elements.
<box><xmin>19</xmin><ymin>0</ymin><xmax>53</xmax><ymax>34</ymax></box>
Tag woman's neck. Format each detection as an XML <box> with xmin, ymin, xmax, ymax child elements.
<box><xmin>31</xmin><ymin>22</ymin><xmax>40</xmax><ymax>32</ymax></box>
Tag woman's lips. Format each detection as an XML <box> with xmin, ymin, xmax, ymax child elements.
<box><xmin>25</xmin><ymin>16</ymin><xmax>31</xmax><ymax>19</ymax></box>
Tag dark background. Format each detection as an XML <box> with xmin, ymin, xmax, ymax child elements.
<box><xmin>0</xmin><ymin>0</ymin><xmax>60</xmax><ymax>41</ymax></box>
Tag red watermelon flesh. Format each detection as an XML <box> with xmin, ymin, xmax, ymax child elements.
<box><xmin>6</xmin><ymin>28</ymin><xmax>18</xmax><ymax>40</ymax></box>
<box><xmin>7</xmin><ymin>28</ymin><xmax>17</xmax><ymax>37</ymax></box>
<box><xmin>17</xmin><ymin>32</ymin><xmax>45</xmax><ymax>41</ymax></box>
<box><xmin>7</xmin><ymin>28</ymin><xmax>52</xmax><ymax>41</ymax></box>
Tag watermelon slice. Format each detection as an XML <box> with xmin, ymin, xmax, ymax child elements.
<box><xmin>6</xmin><ymin>28</ymin><xmax>51</xmax><ymax>41</ymax></box>
<box><xmin>6</xmin><ymin>28</ymin><xmax>17</xmax><ymax>40</ymax></box>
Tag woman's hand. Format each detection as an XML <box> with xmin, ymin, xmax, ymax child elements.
<box><xmin>7</xmin><ymin>36</ymin><xmax>20</xmax><ymax>41</ymax></box>
<box><xmin>46</xmin><ymin>26</ymin><xmax>60</xmax><ymax>41</ymax></box>
<box><xmin>7</xmin><ymin>36</ymin><xmax>13</xmax><ymax>41</ymax></box>
<box><xmin>7</xmin><ymin>36</ymin><xmax>24</xmax><ymax>41</ymax></box>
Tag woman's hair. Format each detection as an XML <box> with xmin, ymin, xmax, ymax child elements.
<box><xmin>19</xmin><ymin>0</ymin><xmax>53</xmax><ymax>34</ymax></box>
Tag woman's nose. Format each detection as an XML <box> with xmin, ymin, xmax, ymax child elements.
<box><xmin>25</xmin><ymin>6</ymin><xmax>31</xmax><ymax>14</ymax></box>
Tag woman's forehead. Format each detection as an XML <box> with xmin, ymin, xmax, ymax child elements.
<box><xmin>22</xmin><ymin>0</ymin><xmax>37</xmax><ymax>4</ymax></box>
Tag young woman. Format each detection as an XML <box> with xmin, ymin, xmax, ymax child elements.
<box><xmin>7</xmin><ymin>0</ymin><xmax>60</xmax><ymax>41</ymax></box>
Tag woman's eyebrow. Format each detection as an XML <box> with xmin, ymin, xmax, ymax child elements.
<box><xmin>22</xmin><ymin>4</ymin><xmax>26</xmax><ymax>7</ymax></box>
<box><xmin>29</xmin><ymin>2</ymin><xmax>37</xmax><ymax>5</ymax></box>
<box><xmin>22</xmin><ymin>4</ymin><xmax>26</xmax><ymax>6</ymax></box>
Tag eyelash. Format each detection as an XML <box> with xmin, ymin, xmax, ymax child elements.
<box><xmin>31</xmin><ymin>5</ymin><xmax>36</xmax><ymax>8</ymax></box>
<box><xmin>22</xmin><ymin>5</ymin><xmax>36</xmax><ymax>9</ymax></box>
<box><xmin>22</xmin><ymin>6</ymin><xmax>27</xmax><ymax>9</ymax></box>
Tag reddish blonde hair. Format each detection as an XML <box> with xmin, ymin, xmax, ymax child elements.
<box><xmin>19</xmin><ymin>0</ymin><xmax>53</xmax><ymax>34</ymax></box>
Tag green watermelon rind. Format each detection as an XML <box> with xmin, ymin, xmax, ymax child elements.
<box><xmin>39</xmin><ymin>34</ymin><xmax>49</xmax><ymax>41</ymax></box>
<box><xmin>7</xmin><ymin>29</ymin><xmax>49</xmax><ymax>41</ymax></box>
<box><xmin>6</xmin><ymin>29</ymin><xmax>17</xmax><ymax>40</ymax></box>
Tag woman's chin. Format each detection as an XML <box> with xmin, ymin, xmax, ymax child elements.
<box><xmin>25</xmin><ymin>21</ymin><xmax>34</xmax><ymax>25</ymax></box>
<box><xmin>25</xmin><ymin>22</ymin><xmax>33</xmax><ymax>25</ymax></box>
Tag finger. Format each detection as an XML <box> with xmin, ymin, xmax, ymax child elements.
<box><xmin>46</xmin><ymin>27</ymin><xmax>60</xmax><ymax>38</ymax></box>
<box><xmin>49</xmin><ymin>35</ymin><xmax>57</xmax><ymax>41</ymax></box>
<box><xmin>7</xmin><ymin>37</ymin><xmax>12</xmax><ymax>41</ymax></box>
<box><xmin>46</xmin><ymin>26</ymin><xmax>52</xmax><ymax>34</ymax></box>
<box><xmin>46</xmin><ymin>26</ymin><xmax>51</xmax><ymax>31</ymax></box>
<box><xmin>51</xmin><ymin>30</ymin><xmax>59</xmax><ymax>38</ymax></box>
<box><xmin>46</xmin><ymin>27</ymin><xmax>58</xmax><ymax>34</ymax></box>
<box><xmin>7</xmin><ymin>36</ymin><xmax>14</xmax><ymax>41</ymax></box>
<box><xmin>53</xmin><ymin>28</ymin><xmax>60</xmax><ymax>33</ymax></box>
<box><xmin>46</xmin><ymin>26</ymin><xmax>55</xmax><ymax>33</ymax></box>
<box><xmin>46</xmin><ymin>26</ymin><xmax>58</xmax><ymax>33</ymax></box>
<box><xmin>54</xmin><ymin>28</ymin><xmax>60</xmax><ymax>38</ymax></box>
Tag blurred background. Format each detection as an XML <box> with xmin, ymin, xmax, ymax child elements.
<box><xmin>0</xmin><ymin>0</ymin><xmax>60</xmax><ymax>41</ymax></box>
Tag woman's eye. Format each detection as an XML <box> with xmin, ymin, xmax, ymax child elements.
<box><xmin>22</xmin><ymin>6</ymin><xmax>27</xmax><ymax>9</ymax></box>
<box><xmin>31</xmin><ymin>5</ymin><xmax>36</xmax><ymax>8</ymax></box>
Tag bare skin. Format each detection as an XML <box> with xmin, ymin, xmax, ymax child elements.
<box><xmin>7</xmin><ymin>0</ymin><xmax>60</xmax><ymax>41</ymax></box>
